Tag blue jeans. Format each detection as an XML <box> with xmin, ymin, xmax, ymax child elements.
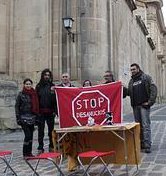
<box><xmin>133</xmin><ymin>106</ymin><xmax>151</xmax><ymax>149</ymax></box>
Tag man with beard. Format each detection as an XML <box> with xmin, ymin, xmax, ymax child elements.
<box><xmin>103</xmin><ymin>70</ymin><xmax>115</xmax><ymax>83</ymax></box>
<box><xmin>103</xmin><ymin>70</ymin><xmax>127</xmax><ymax>98</ymax></box>
<box><xmin>127</xmin><ymin>63</ymin><xmax>157</xmax><ymax>153</ymax></box>
<box><xmin>36</xmin><ymin>69</ymin><xmax>57</xmax><ymax>154</ymax></box>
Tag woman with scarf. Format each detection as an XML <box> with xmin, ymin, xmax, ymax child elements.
<box><xmin>15</xmin><ymin>78</ymin><xmax>39</xmax><ymax>157</ymax></box>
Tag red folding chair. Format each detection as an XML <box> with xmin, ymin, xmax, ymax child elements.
<box><xmin>24</xmin><ymin>152</ymin><xmax>64</xmax><ymax>176</ymax></box>
<box><xmin>0</xmin><ymin>150</ymin><xmax>18</xmax><ymax>176</ymax></box>
<box><xmin>77</xmin><ymin>150</ymin><xmax>116</xmax><ymax>176</ymax></box>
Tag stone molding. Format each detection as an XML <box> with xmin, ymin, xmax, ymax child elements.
<box><xmin>146</xmin><ymin>0</ymin><xmax>163</xmax><ymax>7</ymax></box>
<box><xmin>157</xmin><ymin>9</ymin><xmax>166</xmax><ymax>34</ymax></box>
<box><xmin>136</xmin><ymin>15</ymin><xmax>149</xmax><ymax>35</ymax></box>
<box><xmin>157</xmin><ymin>54</ymin><xmax>165</xmax><ymax>59</ymax></box>
<box><xmin>125</xmin><ymin>0</ymin><xmax>137</xmax><ymax>11</ymax></box>
<box><xmin>147</xmin><ymin>37</ymin><xmax>156</xmax><ymax>50</ymax></box>
<box><xmin>161</xmin><ymin>58</ymin><xmax>166</xmax><ymax>63</ymax></box>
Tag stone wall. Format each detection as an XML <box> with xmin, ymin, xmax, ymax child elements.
<box><xmin>70</xmin><ymin>0</ymin><xmax>157</xmax><ymax>113</ymax></box>
<box><xmin>13</xmin><ymin>0</ymin><xmax>52</xmax><ymax>85</ymax></box>
<box><xmin>68</xmin><ymin>0</ymin><xmax>159</xmax><ymax>113</ymax></box>
<box><xmin>51</xmin><ymin>0</ymin><xmax>159</xmax><ymax>114</ymax></box>
<box><xmin>0</xmin><ymin>0</ymin><xmax>166</xmax><ymax>128</ymax></box>
<box><xmin>111</xmin><ymin>1</ymin><xmax>156</xmax><ymax>80</ymax></box>
<box><xmin>8</xmin><ymin>0</ymin><xmax>165</xmax><ymax>87</ymax></box>
<box><xmin>0</xmin><ymin>80</ymin><xmax>18</xmax><ymax>130</ymax></box>
<box><xmin>110</xmin><ymin>1</ymin><xmax>157</xmax><ymax>113</ymax></box>
<box><xmin>162</xmin><ymin>35</ymin><xmax>166</xmax><ymax>101</ymax></box>
<box><xmin>135</xmin><ymin>0</ymin><xmax>166</xmax><ymax>101</ymax></box>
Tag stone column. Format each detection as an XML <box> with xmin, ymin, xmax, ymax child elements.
<box><xmin>79</xmin><ymin>0</ymin><xmax>112</xmax><ymax>82</ymax></box>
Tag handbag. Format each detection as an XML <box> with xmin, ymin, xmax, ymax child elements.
<box><xmin>20</xmin><ymin>114</ymin><xmax>36</xmax><ymax>125</ymax></box>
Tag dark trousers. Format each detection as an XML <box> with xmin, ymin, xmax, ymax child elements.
<box><xmin>21</xmin><ymin>124</ymin><xmax>34</xmax><ymax>156</ymax></box>
<box><xmin>37</xmin><ymin>115</ymin><xmax>54</xmax><ymax>150</ymax></box>
<box><xmin>133</xmin><ymin>106</ymin><xmax>151</xmax><ymax>149</ymax></box>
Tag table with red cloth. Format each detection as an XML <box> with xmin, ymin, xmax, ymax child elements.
<box><xmin>52</xmin><ymin>123</ymin><xmax>140</xmax><ymax>173</ymax></box>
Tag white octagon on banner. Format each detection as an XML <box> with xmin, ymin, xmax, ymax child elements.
<box><xmin>72</xmin><ymin>90</ymin><xmax>110</xmax><ymax>126</ymax></box>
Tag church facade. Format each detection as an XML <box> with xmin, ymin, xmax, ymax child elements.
<box><xmin>0</xmin><ymin>0</ymin><xmax>166</xmax><ymax>129</ymax></box>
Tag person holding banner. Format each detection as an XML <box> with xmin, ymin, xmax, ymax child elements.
<box><xmin>36</xmin><ymin>68</ymin><xmax>57</xmax><ymax>154</ymax></box>
<box><xmin>58</xmin><ymin>73</ymin><xmax>75</xmax><ymax>87</ymax></box>
<box><xmin>103</xmin><ymin>70</ymin><xmax>115</xmax><ymax>83</ymax></box>
<box><xmin>103</xmin><ymin>70</ymin><xmax>128</xmax><ymax>98</ymax></box>
<box><xmin>82</xmin><ymin>80</ymin><xmax>92</xmax><ymax>87</ymax></box>
<box><xmin>127</xmin><ymin>63</ymin><xmax>157</xmax><ymax>153</ymax></box>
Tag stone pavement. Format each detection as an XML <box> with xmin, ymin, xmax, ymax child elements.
<box><xmin>0</xmin><ymin>104</ymin><xmax>166</xmax><ymax>176</ymax></box>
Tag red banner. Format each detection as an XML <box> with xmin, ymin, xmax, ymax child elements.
<box><xmin>55</xmin><ymin>81</ymin><xmax>122</xmax><ymax>128</ymax></box>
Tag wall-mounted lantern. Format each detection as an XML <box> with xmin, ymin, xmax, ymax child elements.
<box><xmin>62</xmin><ymin>17</ymin><xmax>75</xmax><ymax>42</ymax></box>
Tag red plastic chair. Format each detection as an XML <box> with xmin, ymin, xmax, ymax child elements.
<box><xmin>0</xmin><ymin>150</ymin><xmax>18</xmax><ymax>176</ymax></box>
<box><xmin>24</xmin><ymin>152</ymin><xmax>64</xmax><ymax>176</ymax></box>
<box><xmin>78</xmin><ymin>150</ymin><xmax>116</xmax><ymax>176</ymax></box>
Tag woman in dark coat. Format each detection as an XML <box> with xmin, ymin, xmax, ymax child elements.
<box><xmin>15</xmin><ymin>78</ymin><xmax>39</xmax><ymax>157</ymax></box>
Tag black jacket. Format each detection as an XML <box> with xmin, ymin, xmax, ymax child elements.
<box><xmin>36</xmin><ymin>82</ymin><xmax>57</xmax><ymax>115</ymax></box>
<box><xmin>15</xmin><ymin>92</ymin><xmax>35</xmax><ymax>124</ymax></box>
<box><xmin>128</xmin><ymin>72</ymin><xmax>157</xmax><ymax>107</ymax></box>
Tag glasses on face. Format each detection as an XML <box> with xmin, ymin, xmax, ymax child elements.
<box><xmin>62</xmin><ymin>76</ymin><xmax>68</xmax><ymax>78</ymax></box>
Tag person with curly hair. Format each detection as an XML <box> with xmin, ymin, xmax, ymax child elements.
<box><xmin>36</xmin><ymin>69</ymin><xmax>57</xmax><ymax>154</ymax></box>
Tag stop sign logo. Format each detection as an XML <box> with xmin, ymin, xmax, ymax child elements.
<box><xmin>72</xmin><ymin>90</ymin><xmax>110</xmax><ymax>126</ymax></box>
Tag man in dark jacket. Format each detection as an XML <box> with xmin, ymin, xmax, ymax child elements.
<box><xmin>36</xmin><ymin>69</ymin><xmax>57</xmax><ymax>154</ymax></box>
<box><xmin>127</xmin><ymin>63</ymin><xmax>157</xmax><ymax>153</ymax></box>
<box><xmin>103</xmin><ymin>70</ymin><xmax>127</xmax><ymax>97</ymax></box>
<box><xmin>103</xmin><ymin>71</ymin><xmax>115</xmax><ymax>83</ymax></box>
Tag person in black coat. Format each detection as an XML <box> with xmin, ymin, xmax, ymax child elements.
<box><xmin>103</xmin><ymin>71</ymin><xmax>115</xmax><ymax>83</ymax></box>
<box><xmin>127</xmin><ymin>63</ymin><xmax>157</xmax><ymax>153</ymax></box>
<box><xmin>103</xmin><ymin>70</ymin><xmax>128</xmax><ymax>98</ymax></box>
<box><xmin>36</xmin><ymin>69</ymin><xmax>57</xmax><ymax>154</ymax></box>
<box><xmin>15</xmin><ymin>78</ymin><xmax>39</xmax><ymax>157</ymax></box>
